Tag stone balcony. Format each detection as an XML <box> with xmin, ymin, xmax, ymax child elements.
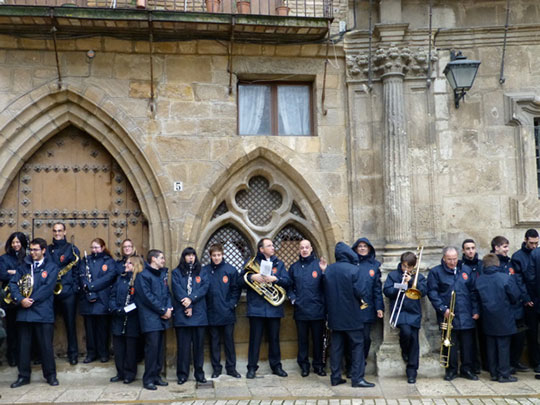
<box><xmin>0</xmin><ymin>0</ymin><xmax>332</xmax><ymax>44</ymax></box>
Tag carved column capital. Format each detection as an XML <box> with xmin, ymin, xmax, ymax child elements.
<box><xmin>373</xmin><ymin>44</ymin><xmax>412</xmax><ymax>77</ymax></box>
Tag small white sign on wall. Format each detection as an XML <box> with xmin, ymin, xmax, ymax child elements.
<box><xmin>173</xmin><ymin>181</ymin><xmax>183</xmax><ymax>192</ymax></box>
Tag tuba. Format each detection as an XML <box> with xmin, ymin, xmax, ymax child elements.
<box><xmin>243</xmin><ymin>257</ymin><xmax>286</xmax><ymax>307</ymax></box>
<box><xmin>53</xmin><ymin>244</ymin><xmax>80</xmax><ymax>295</ymax></box>
<box><xmin>439</xmin><ymin>290</ymin><xmax>456</xmax><ymax>368</ymax></box>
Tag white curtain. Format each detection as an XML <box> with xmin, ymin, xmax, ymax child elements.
<box><xmin>239</xmin><ymin>85</ymin><xmax>268</xmax><ymax>135</ymax></box>
<box><xmin>278</xmin><ymin>85</ymin><xmax>310</xmax><ymax>136</ymax></box>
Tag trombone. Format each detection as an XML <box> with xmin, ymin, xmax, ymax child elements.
<box><xmin>389</xmin><ymin>246</ymin><xmax>423</xmax><ymax>328</ymax></box>
<box><xmin>439</xmin><ymin>290</ymin><xmax>456</xmax><ymax>367</ymax></box>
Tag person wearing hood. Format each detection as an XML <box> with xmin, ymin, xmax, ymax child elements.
<box><xmin>134</xmin><ymin>249</ymin><xmax>172</xmax><ymax>390</ymax></box>
<box><xmin>512</xmin><ymin>229</ymin><xmax>540</xmax><ymax>373</ymax></box>
<box><xmin>79</xmin><ymin>238</ymin><xmax>118</xmax><ymax>364</ymax></box>
<box><xmin>172</xmin><ymin>247</ymin><xmax>209</xmax><ymax>385</ymax></box>
<box><xmin>243</xmin><ymin>238</ymin><xmax>291</xmax><ymax>379</ymax></box>
<box><xmin>475</xmin><ymin>253</ymin><xmax>521</xmax><ymax>383</ymax></box>
<box><xmin>204</xmin><ymin>243</ymin><xmax>242</xmax><ymax>379</ymax></box>
<box><xmin>427</xmin><ymin>246</ymin><xmax>479</xmax><ymax>381</ymax></box>
<box><xmin>47</xmin><ymin>222</ymin><xmax>81</xmax><ymax>365</ymax></box>
<box><xmin>491</xmin><ymin>235</ymin><xmax>533</xmax><ymax>373</ymax></box>
<box><xmin>383</xmin><ymin>251</ymin><xmax>427</xmax><ymax>384</ymax></box>
<box><xmin>323</xmin><ymin>242</ymin><xmax>375</xmax><ymax>388</ymax></box>
<box><xmin>350</xmin><ymin>237</ymin><xmax>384</xmax><ymax>369</ymax></box>
<box><xmin>9</xmin><ymin>238</ymin><xmax>59</xmax><ymax>388</ymax></box>
<box><xmin>288</xmin><ymin>239</ymin><xmax>327</xmax><ymax>377</ymax></box>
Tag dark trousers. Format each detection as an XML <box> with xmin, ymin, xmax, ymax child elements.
<box><xmin>54</xmin><ymin>293</ymin><xmax>78</xmax><ymax>360</ymax></box>
<box><xmin>5</xmin><ymin>306</ymin><xmax>18</xmax><ymax>365</ymax></box>
<box><xmin>510</xmin><ymin>328</ymin><xmax>526</xmax><ymax>367</ymax></box>
<box><xmin>143</xmin><ymin>330</ymin><xmax>164</xmax><ymax>385</ymax></box>
<box><xmin>247</xmin><ymin>316</ymin><xmax>282</xmax><ymax>371</ymax></box>
<box><xmin>176</xmin><ymin>326</ymin><xmax>205</xmax><ymax>381</ymax></box>
<box><xmin>113</xmin><ymin>335</ymin><xmax>138</xmax><ymax>380</ymax></box>
<box><xmin>447</xmin><ymin>328</ymin><xmax>474</xmax><ymax>375</ymax></box>
<box><xmin>486</xmin><ymin>335</ymin><xmax>511</xmax><ymax>379</ymax></box>
<box><xmin>83</xmin><ymin>315</ymin><xmax>109</xmax><ymax>359</ymax></box>
<box><xmin>473</xmin><ymin>317</ymin><xmax>487</xmax><ymax>371</ymax></box>
<box><xmin>209</xmin><ymin>324</ymin><xmax>236</xmax><ymax>373</ymax></box>
<box><xmin>330</xmin><ymin>329</ymin><xmax>365</xmax><ymax>385</ymax></box>
<box><xmin>525</xmin><ymin>308</ymin><xmax>540</xmax><ymax>367</ymax></box>
<box><xmin>344</xmin><ymin>322</ymin><xmax>371</xmax><ymax>372</ymax></box>
<box><xmin>295</xmin><ymin>319</ymin><xmax>325</xmax><ymax>371</ymax></box>
<box><xmin>17</xmin><ymin>322</ymin><xmax>56</xmax><ymax>380</ymax></box>
<box><xmin>398</xmin><ymin>324</ymin><xmax>419</xmax><ymax>378</ymax></box>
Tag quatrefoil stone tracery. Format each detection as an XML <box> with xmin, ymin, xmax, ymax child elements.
<box><xmin>235</xmin><ymin>176</ymin><xmax>283</xmax><ymax>226</ymax></box>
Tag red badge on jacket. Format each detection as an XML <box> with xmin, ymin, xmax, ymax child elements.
<box><xmin>102</xmin><ymin>265</ymin><xmax>108</xmax><ymax>272</ymax></box>
<box><xmin>196</xmin><ymin>276</ymin><xmax>201</xmax><ymax>283</ymax></box>
<box><xmin>60</xmin><ymin>255</ymin><xmax>65</xmax><ymax>263</ymax></box>
<box><xmin>509</xmin><ymin>267</ymin><xmax>515</xmax><ymax>275</ymax></box>
<box><xmin>41</xmin><ymin>271</ymin><xmax>48</xmax><ymax>278</ymax></box>
<box><xmin>369</xmin><ymin>269</ymin><xmax>375</xmax><ymax>277</ymax></box>
<box><xmin>223</xmin><ymin>275</ymin><xmax>229</xmax><ymax>283</ymax></box>
<box><xmin>312</xmin><ymin>271</ymin><xmax>318</xmax><ymax>278</ymax></box>
<box><xmin>462</xmin><ymin>272</ymin><xmax>468</xmax><ymax>280</ymax></box>
<box><xmin>272</xmin><ymin>267</ymin><xmax>277</xmax><ymax>274</ymax></box>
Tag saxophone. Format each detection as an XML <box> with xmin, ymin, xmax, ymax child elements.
<box><xmin>53</xmin><ymin>242</ymin><xmax>80</xmax><ymax>295</ymax></box>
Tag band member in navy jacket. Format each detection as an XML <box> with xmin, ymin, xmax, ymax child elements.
<box><xmin>109</xmin><ymin>255</ymin><xmax>143</xmax><ymax>384</ymax></box>
<box><xmin>383</xmin><ymin>251</ymin><xmax>427</xmax><ymax>384</ymax></box>
<box><xmin>351</xmin><ymin>237</ymin><xmax>384</xmax><ymax>366</ymax></box>
<box><xmin>427</xmin><ymin>246</ymin><xmax>479</xmax><ymax>381</ymax></box>
<box><xmin>9</xmin><ymin>238</ymin><xmax>59</xmax><ymax>388</ymax></box>
<box><xmin>476</xmin><ymin>254</ymin><xmax>521</xmax><ymax>382</ymax></box>
<box><xmin>288</xmin><ymin>239</ymin><xmax>327</xmax><ymax>377</ymax></box>
<box><xmin>204</xmin><ymin>243</ymin><xmax>242</xmax><ymax>379</ymax></box>
<box><xmin>323</xmin><ymin>242</ymin><xmax>374</xmax><ymax>388</ymax></box>
<box><xmin>172</xmin><ymin>247</ymin><xmax>209</xmax><ymax>384</ymax></box>
<box><xmin>0</xmin><ymin>231</ymin><xmax>28</xmax><ymax>367</ymax></box>
<box><xmin>134</xmin><ymin>249</ymin><xmax>172</xmax><ymax>390</ymax></box>
<box><xmin>79</xmin><ymin>238</ymin><xmax>117</xmax><ymax>364</ymax></box>
<box><xmin>48</xmin><ymin>222</ymin><xmax>80</xmax><ymax>365</ymax></box>
<box><xmin>243</xmin><ymin>238</ymin><xmax>291</xmax><ymax>379</ymax></box>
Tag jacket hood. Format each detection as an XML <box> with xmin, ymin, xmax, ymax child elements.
<box><xmin>335</xmin><ymin>242</ymin><xmax>359</xmax><ymax>264</ymax></box>
<box><xmin>521</xmin><ymin>242</ymin><xmax>533</xmax><ymax>254</ymax></box>
<box><xmin>483</xmin><ymin>265</ymin><xmax>500</xmax><ymax>275</ymax></box>
<box><xmin>351</xmin><ymin>237</ymin><xmax>376</xmax><ymax>261</ymax></box>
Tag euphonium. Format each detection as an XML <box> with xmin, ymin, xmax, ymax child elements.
<box><xmin>53</xmin><ymin>246</ymin><xmax>80</xmax><ymax>295</ymax></box>
<box><xmin>439</xmin><ymin>290</ymin><xmax>456</xmax><ymax>368</ymax></box>
<box><xmin>3</xmin><ymin>273</ymin><xmax>33</xmax><ymax>304</ymax></box>
<box><xmin>243</xmin><ymin>257</ymin><xmax>286</xmax><ymax>307</ymax></box>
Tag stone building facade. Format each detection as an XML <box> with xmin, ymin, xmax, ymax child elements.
<box><xmin>1</xmin><ymin>0</ymin><xmax>540</xmax><ymax>376</ymax></box>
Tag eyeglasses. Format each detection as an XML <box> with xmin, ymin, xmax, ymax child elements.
<box><xmin>29</xmin><ymin>248</ymin><xmax>42</xmax><ymax>252</ymax></box>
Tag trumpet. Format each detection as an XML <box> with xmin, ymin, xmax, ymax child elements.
<box><xmin>389</xmin><ymin>246</ymin><xmax>423</xmax><ymax>328</ymax></box>
<box><xmin>243</xmin><ymin>257</ymin><xmax>286</xmax><ymax>307</ymax></box>
<box><xmin>440</xmin><ymin>290</ymin><xmax>456</xmax><ymax>368</ymax></box>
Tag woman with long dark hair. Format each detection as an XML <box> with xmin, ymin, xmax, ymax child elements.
<box><xmin>79</xmin><ymin>238</ymin><xmax>117</xmax><ymax>363</ymax></box>
<box><xmin>0</xmin><ymin>232</ymin><xmax>28</xmax><ymax>366</ymax></box>
<box><xmin>172</xmin><ymin>247</ymin><xmax>209</xmax><ymax>384</ymax></box>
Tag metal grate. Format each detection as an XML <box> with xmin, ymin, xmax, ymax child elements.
<box><xmin>235</xmin><ymin>176</ymin><xmax>283</xmax><ymax>226</ymax></box>
<box><xmin>290</xmin><ymin>202</ymin><xmax>305</xmax><ymax>219</ymax></box>
<box><xmin>274</xmin><ymin>224</ymin><xmax>316</xmax><ymax>269</ymax></box>
<box><xmin>211</xmin><ymin>201</ymin><xmax>229</xmax><ymax>219</ymax></box>
<box><xmin>201</xmin><ymin>224</ymin><xmax>254</xmax><ymax>271</ymax></box>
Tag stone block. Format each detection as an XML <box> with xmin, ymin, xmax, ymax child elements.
<box><xmin>319</xmin><ymin>126</ymin><xmax>345</xmax><ymax>153</ymax></box>
<box><xmin>113</xmin><ymin>54</ymin><xmax>151</xmax><ymax>80</ymax></box>
<box><xmin>261</xmin><ymin>45</ymin><xmax>276</xmax><ymax>56</ymax></box>
<box><xmin>170</xmin><ymin>101</ymin><xmax>211</xmax><ymax>119</ymax></box>
<box><xmin>317</xmin><ymin>73</ymin><xmax>340</xmax><ymax>89</ymax></box>
<box><xmin>0</xmin><ymin>34</ymin><xmax>17</xmax><ymax>49</ymax></box>
<box><xmin>193</xmin><ymin>83</ymin><xmax>229</xmax><ymax>101</ymax></box>
<box><xmin>154</xmin><ymin>136</ymin><xmax>211</xmax><ymax>162</ymax></box>
<box><xmin>178</xmin><ymin>41</ymin><xmax>197</xmax><ymax>54</ymax></box>
<box><xmin>19</xmin><ymin>37</ymin><xmax>48</xmax><ymax>50</ymax></box>
<box><xmin>211</xmin><ymin>101</ymin><xmax>236</xmax><ymax>118</ymax></box>
<box><xmin>75</xmin><ymin>37</ymin><xmax>103</xmax><ymax>52</ymax></box>
<box><xmin>234</xmin><ymin>44</ymin><xmax>262</xmax><ymax>56</ymax></box>
<box><xmin>62</xmin><ymin>52</ymin><xmax>90</xmax><ymax>77</ymax></box>
<box><xmin>434</xmin><ymin>94</ymin><xmax>449</xmax><ymax>121</ymax></box>
<box><xmin>159</xmin><ymin>83</ymin><xmax>195</xmax><ymax>100</ymax></box>
<box><xmin>134</xmin><ymin>41</ymin><xmax>150</xmax><ymax>53</ymax></box>
<box><xmin>0</xmin><ymin>67</ymin><xmax>12</xmax><ymax>91</ymax></box>
<box><xmin>154</xmin><ymin>41</ymin><xmax>178</xmax><ymax>54</ymax></box>
<box><xmin>199</xmin><ymin>117</ymin><xmax>236</xmax><ymax>136</ymax></box>
<box><xmin>166</xmin><ymin>55</ymin><xmax>213</xmax><ymax>83</ymax></box>
<box><xmin>275</xmin><ymin>45</ymin><xmax>302</xmax><ymax>57</ymax></box>
<box><xmin>13</xmin><ymin>70</ymin><xmax>33</xmax><ymax>93</ymax></box>
<box><xmin>129</xmin><ymin>81</ymin><xmax>152</xmax><ymax>99</ymax></box>
<box><xmin>6</xmin><ymin>50</ymin><xmax>41</xmax><ymax>66</ymax></box>
<box><xmin>162</xmin><ymin>118</ymin><xmax>198</xmax><ymax>136</ymax></box>
<box><xmin>300</xmin><ymin>44</ymin><xmax>321</xmax><ymax>57</ymax></box>
<box><xmin>198</xmin><ymin>40</ymin><xmax>227</xmax><ymax>55</ymax></box>
<box><xmin>55</xmin><ymin>39</ymin><xmax>76</xmax><ymax>51</ymax></box>
<box><xmin>103</xmin><ymin>37</ymin><xmax>133</xmax><ymax>53</ymax></box>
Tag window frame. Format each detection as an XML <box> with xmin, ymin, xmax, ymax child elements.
<box><xmin>237</xmin><ymin>81</ymin><xmax>315</xmax><ymax>137</ymax></box>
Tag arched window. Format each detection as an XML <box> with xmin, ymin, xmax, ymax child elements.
<box><xmin>274</xmin><ymin>224</ymin><xmax>316</xmax><ymax>268</ymax></box>
<box><xmin>201</xmin><ymin>224</ymin><xmax>253</xmax><ymax>271</ymax></box>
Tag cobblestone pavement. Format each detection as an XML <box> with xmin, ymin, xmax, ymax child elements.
<box><xmin>2</xmin><ymin>361</ymin><xmax>540</xmax><ymax>404</ymax></box>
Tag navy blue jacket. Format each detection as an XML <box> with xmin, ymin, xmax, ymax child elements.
<box><xmin>79</xmin><ymin>252</ymin><xmax>117</xmax><ymax>315</ymax></box>
<box><xmin>9</xmin><ymin>255</ymin><xmax>59</xmax><ymax>323</ymax></box>
<box><xmin>427</xmin><ymin>260</ymin><xmax>478</xmax><ymax>330</ymax></box>
<box><xmin>383</xmin><ymin>264</ymin><xmax>427</xmax><ymax>328</ymax></box>
<box><xmin>0</xmin><ymin>252</ymin><xmax>23</xmax><ymax>284</ymax></box>
<box><xmin>172</xmin><ymin>265</ymin><xmax>209</xmax><ymax>327</ymax></box>
<box><xmin>288</xmin><ymin>253</ymin><xmax>325</xmax><ymax>321</ymax></box>
<box><xmin>134</xmin><ymin>263</ymin><xmax>171</xmax><ymax>333</ymax></box>
<box><xmin>476</xmin><ymin>265</ymin><xmax>520</xmax><ymax>336</ymax></box>
<box><xmin>109</xmin><ymin>271</ymin><xmax>140</xmax><ymax>337</ymax></box>
<box><xmin>243</xmin><ymin>252</ymin><xmax>291</xmax><ymax>318</ymax></box>
<box><xmin>351</xmin><ymin>238</ymin><xmax>384</xmax><ymax>323</ymax></box>
<box><xmin>47</xmin><ymin>238</ymin><xmax>81</xmax><ymax>298</ymax></box>
<box><xmin>323</xmin><ymin>242</ymin><xmax>369</xmax><ymax>331</ymax></box>
<box><xmin>500</xmin><ymin>254</ymin><xmax>529</xmax><ymax>320</ymax></box>
<box><xmin>461</xmin><ymin>254</ymin><xmax>483</xmax><ymax>278</ymax></box>
<box><xmin>525</xmin><ymin>248</ymin><xmax>540</xmax><ymax>314</ymax></box>
<box><xmin>205</xmin><ymin>261</ymin><xmax>241</xmax><ymax>326</ymax></box>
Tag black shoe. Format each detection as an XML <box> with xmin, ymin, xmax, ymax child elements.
<box><xmin>314</xmin><ymin>369</ymin><xmax>327</xmax><ymax>376</ymax></box>
<box><xmin>83</xmin><ymin>356</ymin><xmax>96</xmax><ymax>364</ymax></box>
<box><xmin>472</xmin><ymin>368</ymin><xmax>481</xmax><ymax>375</ymax></box>
<box><xmin>177</xmin><ymin>378</ymin><xmax>187</xmax><ymax>385</ymax></box>
<box><xmin>10</xmin><ymin>377</ymin><xmax>30</xmax><ymax>388</ymax></box>
<box><xmin>444</xmin><ymin>372</ymin><xmax>457</xmax><ymax>381</ymax></box>
<box><xmin>100</xmin><ymin>357</ymin><xmax>110</xmax><ymax>363</ymax></box>
<box><xmin>331</xmin><ymin>378</ymin><xmax>346</xmax><ymax>386</ymax></box>
<box><xmin>499</xmin><ymin>376</ymin><xmax>518</xmax><ymax>383</ymax></box>
<box><xmin>226</xmin><ymin>370</ymin><xmax>241</xmax><ymax>378</ymax></box>
<box><xmin>272</xmin><ymin>367</ymin><xmax>288</xmax><ymax>377</ymax></box>
<box><xmin>510</xmin><ymin>367</ymin><xmax>516</xmax><ymax>375</ymax></box>
<box><xmin>460</xmin><ymin>371</ymin><xmax>479</xmax><ymax>381</ymax></box>
<box><xmin>196</xmin><ymin>378</ymin><xmax>208</xmax><ymax>384</ymax></box>
<box><xmin>490</xmin><ymin>375</ymin><xmax>498</xmax><ymax>381</ymax></box>
<box><xmin>407</xmin><ymin>376</ymin><xmax>416</xmax><ymax>384</ymax></box>
<box><xmin>69</xmin><ymin>358</ymin><xmax>78</xmax><ymax>366</ymax></box>
<box><xmin>246</xmin><ymin>369</ymin><xmax>256</xmax><ymax>379</ymax></box>
<box><xmin>110</xmin><ymin>375</ymin><xmax>122</xmax><ymax>383</ymax></box>
<box><xmin>154</xmin><ymin>378</ymin><xmax>168</xmax><ymax>386</ymax></box>
<box><xmin>346</xmin><ymin>372</ymin><xmax>351</xmax><ymax>378</ymax></box>
<box><xmin>352</xmin><ymin>378</ymin><xmax>375</xmax><ymax>388</ymax></box>
<box><xmin>47</xmin><ymin>377</ymin><xmax>59</xmax><ymax>386</ymax></box>
<box><xmin>144</xmin><ymin>383</ymin><xmax>157</xmax><ymax>390</ymax></box>
<box><xmin>301</xmin><ymin>369</ymin><xmax>310</xmax><ymax>377</ymax></box>
<box><xmin>513</xmin><ymin>363</ymin><xmax>529</xmax><ymax>372</ymax></box>
<box><xmin>124</xmin><ymin>378</ymin><xmax>134</xmax><ymax>384</ymax></box>
<box><xmin>534</xmin><ymin>365</ymin><xmax>540</xmax><ymax>373</ymax></box>
<box><xmin>211</xmin><ymin>372</ymin><xmax>220</xmax><ymax>378</ymax></box>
